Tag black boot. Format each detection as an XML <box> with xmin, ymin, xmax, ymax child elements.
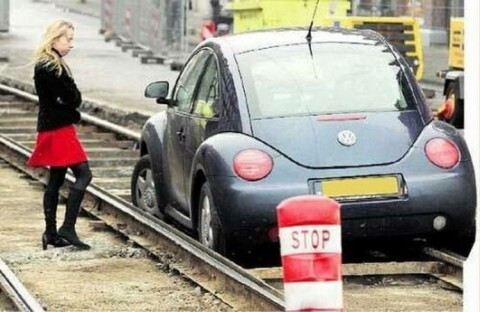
<box><xmin>42</xmin><ymin>232</ymin><xmax>70</xmax><ymax>250</ymax></box>
<box><xmin>58</xmin><ymin>188</ymin><xmax>90</xmax><ymax>250</ymax></box>
<box><xmin>42</xmin><ymin>190</ymin><xmax>70</xmax><ymax>250</ymax></box>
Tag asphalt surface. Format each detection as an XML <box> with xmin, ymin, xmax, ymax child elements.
<box><xmin>0</xmin><ymin>0</ymin><xmax>178</xmax><ymax>116</ymax></box>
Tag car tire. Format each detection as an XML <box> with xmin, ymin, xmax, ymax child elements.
<box><xmin>197</xmin><ymin>182</ymin><xmax>226</xmax><ymax>254</ymax></box>
<box><xmin>445</xmin><ymin>82</ymin><xmax>464</xmax><ymax>128</ymax></box>
<box><xmin>131</xmin><ymin>155</ymin><xmax>162</xmax><ymax>218</ymax></box>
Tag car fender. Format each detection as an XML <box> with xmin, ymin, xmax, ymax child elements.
<box><xmin>193</xmin><ymin>132</ymin><xmax>279</xmax><ymax>177</ymax></box>
<box><xmin>412</xmin><ymin>121</ymin><xmax>471</xmax><ymax>163</ymax></box>
<box><xmin>187</xmin><ymin>132</ymin><xmax>280</xmax><ymax>226</ymax></box>
<box><xmin>140</xmin><ymin>111</ymin><xmax>168</xmax><ymax>209</ymax></box>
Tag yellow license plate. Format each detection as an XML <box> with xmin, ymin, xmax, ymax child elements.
<box><xmin>320</xmin><ymin>176</ymin><xmax>400</xmax><ymax>199</ymax></box>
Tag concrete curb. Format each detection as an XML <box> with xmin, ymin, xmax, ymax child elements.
<box><xmin>0</xmin><ymin>74</ymin><xmax>150</xmax><ymax>130</ymax></box>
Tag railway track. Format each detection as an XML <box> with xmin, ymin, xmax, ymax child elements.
<box><xmin>0</xmin><ymin>84</ymin><xmax>465</xmax><ymax>311</ymax></box>
<box><xmin>0</xmin><ymin>158</ymin><xmax>233</xmax><ymax>311</ymax></box>
<box><xmin>0</xmin><ymin>255</ymin><xmax>44</xmax><ymax>311</ymax></box>
<box><xmin>0</xmin><ymin>84</ymin><xmax>284</xmax><ymax>310</ymax></box>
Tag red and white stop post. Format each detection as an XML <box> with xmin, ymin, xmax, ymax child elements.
<box><xmin>277</xmin><ymin>195</ymin><xmax>342</xmax><ymax>311</ymax></box>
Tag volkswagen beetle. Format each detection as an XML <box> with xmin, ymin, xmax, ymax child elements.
<box><xmin>131</xmin><ymin>28</ymin><xmax>476</xmax><ymax>259</ymax></box>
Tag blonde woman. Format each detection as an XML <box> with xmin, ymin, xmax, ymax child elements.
<box><xmin>28</xmin><ymin>20</ymin><xmax>91</xmax><ymax>250</ymax></box>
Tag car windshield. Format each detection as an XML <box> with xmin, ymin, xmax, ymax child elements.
<box><xmin>236</xmin><ymin>42</ymin><xmax>415</xmax><ymax>119</ymax></box>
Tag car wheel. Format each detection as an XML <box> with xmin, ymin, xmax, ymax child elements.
<box><xmin>131</xmin><ymin>155</ymin><xmax>161</xmax><ymax>217</ymax></box>
<box><xmin>445</xmin><ymin>82</ymin><xmax>464</xmax><ymax>128</ymax></box>
<box><xmin>197</xmin><ymin>182</ymin><xmax>225</xmax><ymax>254</ymax></box>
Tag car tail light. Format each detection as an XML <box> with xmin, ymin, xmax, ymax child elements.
<box><xmin>233</xmin><ymin>149</ymin><xmax>273</xmax><ymax>181</ymax></box>
<box><xmin>425</xmin><ymin>138</ymin><xmax>460</xmax><ymax>169</ymax></box>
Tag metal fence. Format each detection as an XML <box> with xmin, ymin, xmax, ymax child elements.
<box><xmin>101</xmin><ymin>0</ymin><xmax>187</xmax><ymax>57</ymax></box>
<box><xmin>350</xmin><ymin>0</ymin><xmax>464</xmax><ymax>83</ymax></box>
<box><xmin>0</xmin><ymin>0</ymin><xmax>9</xmax><ymax>32</ymax></box>
<box><xmin>351</xmin><ymin>0</ymin><xmax>463</xmax><ymax>45</ymax></box>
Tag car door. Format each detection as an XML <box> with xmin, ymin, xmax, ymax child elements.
<box><xmin>165</xmin><ymin>50</ymin><xmax>211</xmax><ymax>213</ymax></box>
<box><xmin>183</xmin><ymin>53</ymin><xmax>221</xmax><ymax>213</ymax></box>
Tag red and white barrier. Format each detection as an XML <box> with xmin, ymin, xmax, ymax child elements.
<box><xmin>277</xmin><ymin>195</ymin><xmax>342</xmax><ymax>311</ymax></box>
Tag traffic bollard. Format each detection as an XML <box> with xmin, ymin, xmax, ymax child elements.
<box><xmin>277</xmin><ymin>195</ymin><xmax>342</xmax><ymax>311</ymax></box>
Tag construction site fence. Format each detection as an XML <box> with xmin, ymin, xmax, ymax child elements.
<box><xmin>351</xmin><ymin>1</ymin><xmax>463</xmax><ymax>32</ymax></box>
<box><xmin>101</xmin><ymin>0</ymin><xmax>187</xmax><ymax>57</ymax></box>
<box><xmin>0</xmin><ymin>0</ymin><xmax>9</xmax><ymax>32</ymax></box>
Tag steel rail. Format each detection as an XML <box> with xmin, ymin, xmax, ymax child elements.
<box><xmin>0</xmin><ymin>130</ymin><xmax>284</xmax><ymax>309</ymax></box>
<box><xmin>423</xmin><ymin>247</ymin><xmax>465</xmax><ymax>268</ymax></box>
<box><xmin>0</xmin><ymin>84</ymin><xmax>284</xmax><ymax>309</ymax></box>
<box><xmin>1</xmin><ymin>82</ymin><xmax>466</xmax><ymax>305</ymax></box>
<box><xmin>0</xmin><ymin>83</ymin><xmax>141</xmax><ymax>141</ymax></box>
<box><xmin>423</xmin><ymin>247</ymin><xmax>464</xmax><ymax>290</ymax></box>
<box><xmin>0</xmin><ymin>257</ymin><xmax>45</xmax><ymax>312</ymax></box>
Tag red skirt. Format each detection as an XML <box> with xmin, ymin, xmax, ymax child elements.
<box><xmin>27</xmin><ymin>125</ymin><xmax>88</xmax><ymax>167</ymax></box>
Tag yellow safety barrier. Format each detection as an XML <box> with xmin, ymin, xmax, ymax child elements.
<box><xmin>230</xmin><ymin>1</ymin><xmax>424</xmax><ymax>80</ymax></box>
<box><xmin>448</xmin><ymin>18</ymin><xmax>464</xmax><ymax>70</ymax></box>
<box><xmin>230</xmin><ymin>0</ymin><xmax>350</xmax><ymax>33</ymax></box>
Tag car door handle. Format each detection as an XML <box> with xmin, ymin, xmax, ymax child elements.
<box><xmin>176</xmin><ymin>129</ymin><xmax>185</xmax><ymax>140</ymax></box>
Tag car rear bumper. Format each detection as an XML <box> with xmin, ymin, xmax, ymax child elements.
<box><xmin>208</xmin><ymin>168</ymin><xmax>476</xmax><ymax>247</ymax></box>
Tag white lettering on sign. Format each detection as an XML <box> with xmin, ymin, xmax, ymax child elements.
<box><xmin>279</xmin><ymin>225</ymin><xmax>341</xmax><ymax>256</ymax></box>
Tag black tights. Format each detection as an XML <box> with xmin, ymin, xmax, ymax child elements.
<box><xmin>43</xmin><ymin>161</ymin><xmax>92</xmax><ymax>234</ymax></box>
<box><xmin>46</xmin><ymin>161</ymin><xmax>92</xmax><ymax>194</ymax></box>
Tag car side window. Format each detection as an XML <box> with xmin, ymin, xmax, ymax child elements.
<box><xmin>174</xmin><ymin>50</ymin><xmax>211</xmax><ymax>113</ymax></box>
<box><xmin>192</xmin><ymin>57</ymin><xmax>219</xmax><ymax>118</ymax></box>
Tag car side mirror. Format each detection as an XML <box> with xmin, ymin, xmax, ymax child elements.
<box><xmin>145</xmin><ymin>81</ymin><xmax>170</xmax><ymax>105</ymax></box>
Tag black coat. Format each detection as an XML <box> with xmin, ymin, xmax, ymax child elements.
<box><xmin>34</xmin><ymin>61</ymin><xmax>82</xmax><ymax>132</ymax></box>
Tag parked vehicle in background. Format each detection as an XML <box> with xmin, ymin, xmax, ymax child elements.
<box><xmin>436</xmin><ymin>18</ymin><xmax>464</xmax><ymax>128</ymax></box>
<box><xmin>131</xmin><ymin>28</ymin><xmax>476</xmax><ymax>261</ymax></box>
<box><xmin>0</xmin><ymin>0</ymin><xmax>9</xmax><ymax>33</ymax></box>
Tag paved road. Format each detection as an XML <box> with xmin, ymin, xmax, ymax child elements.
<box><xmin>0</xmin><ymin>0</ymin><xmax>177</xmax><ymax>116</ymax></box>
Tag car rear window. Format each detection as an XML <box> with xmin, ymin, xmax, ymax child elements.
<box><xmin>236</xmin><ymin>42</ymin><xmax>415</xmax><ymax>119</ymax></box>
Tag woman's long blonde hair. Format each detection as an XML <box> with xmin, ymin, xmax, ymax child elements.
<box><xmin>34</xmin><ymin>20</ymin><xmax>74</xmax><ymax>77</ymax></box>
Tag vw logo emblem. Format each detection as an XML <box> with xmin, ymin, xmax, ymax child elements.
<box><xmin>337</xmin><ymin>130</ymin><xmax>357</xmax><ymax>146</ymax></box>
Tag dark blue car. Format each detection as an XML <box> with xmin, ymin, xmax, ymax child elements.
<box><xmin>131</xmin><ymin>28</ymin><xmax>476</xmax><ymax>258</ymax></box>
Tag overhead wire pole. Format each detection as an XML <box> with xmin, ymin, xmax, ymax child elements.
<box><xmin>351</xmin><ymin>0</ymin><xmax>359</xmax><ymax>16</ymax></box>
<box><xmin>183</xmin><ymin>0</ymin><xmax>188</xmax><ymax>54</ymax></box>
<box><xmin>211</xmin><ymin>0</ymin><xmax>221</xmax><ymax>23</ymax></box>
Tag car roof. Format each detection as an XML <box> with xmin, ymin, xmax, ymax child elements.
<box><xmin>209</xmin><ymin>27</ymin><xmax>385</xmax><ymax>54</ymax></box>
